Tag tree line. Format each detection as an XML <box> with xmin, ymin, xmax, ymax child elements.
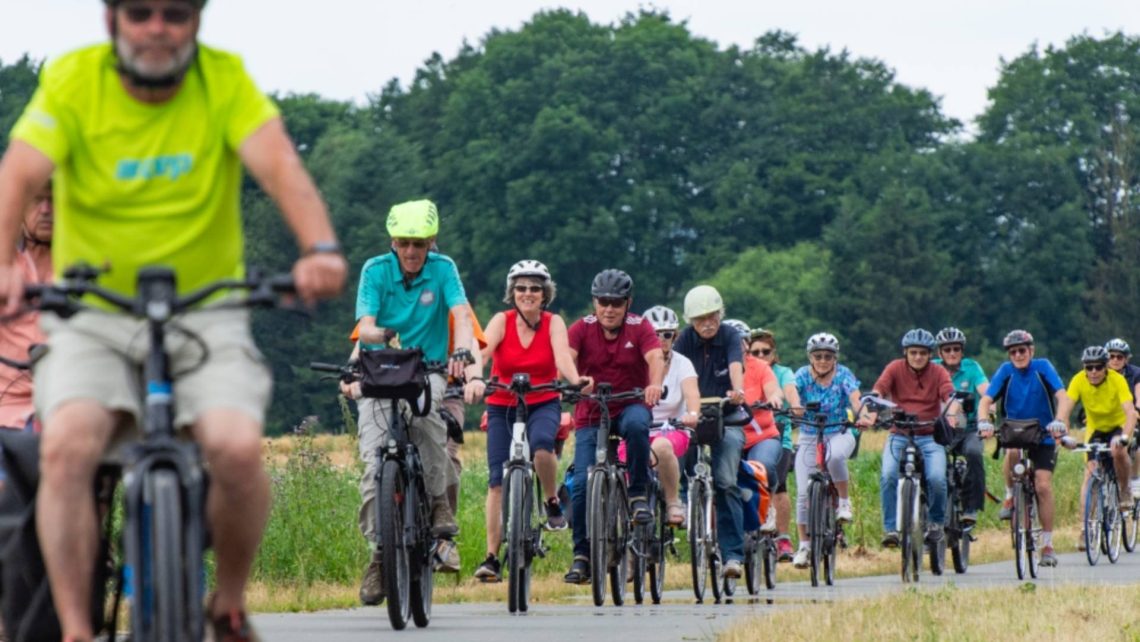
<box><xmin>2</xmin><ymin>12</ymin><xmax>1138</xmax><ymax>432</ymax></box>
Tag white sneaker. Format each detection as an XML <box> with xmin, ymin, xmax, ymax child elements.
<box><xmin>792</xmin><ymin>543</ymin><xmax>810</xmax><ymax>569</ymax></box>
<box><xmin>1130</xmin><ymin>478</ymin><xmax>1140</xmax><ymax>501</ymax></box>
<box><xmin>836</xmin><ymin>499</ymin><xmax>853</xmax><ymax>523</ymax></box>
<box><xmin>761</xmin><ymin>505</ymin><xmax>778</xmax><ymax>533</ymax></box>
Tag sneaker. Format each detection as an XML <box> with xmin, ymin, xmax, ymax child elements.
<box><xmin>431</xmin><ymin>494</ymin><xmax>459</xmax><ymax>537</ymax></box>
<box><xmin>924</xmin><ymin>526</ymin><xmax>944</xmax><ymax>546</ymax></box>
<box><xmin>474</xmin><ymin>554</ymin><xmax>502</xmax><ymax>583</ymax></box>
<box><xmin>881</xmin><ymin>530</ymin><xmax>900</xmax><ymax>548</ymax></box>
<box><xmin>545</xmin><ymin>498</ymin><xmax>568</xmax><ymax>531</ymax></box>
<box><xmin>836</xmin><ymin>499</ymin><xmax>853</xmax><ymax>523</ymax></box>
<box><xmin>1039</xmin><ymin>545</ymin><xmax>1058</xmax><ymax>567</ymax></box>
<box><xmin>359</xmin><ymin>550</ymin><xmax>385</xmax><ymax>605</ymax></box>
<box><xmin>761</xmin><ymin>505</ymin><xmax>778</xmax><ymax>533</ymax></box>
<box><xmin>563</xmin><ymin>556</ymin><xmax>590</xmax><ymax>584</ymax></box>
<box><xmin>723</xmin><ymin>559</ymin><xmax>743</xmax><ymax>578</ymax></box>
<box><xmin>792</xmin><ymin>543</ymin><xmax>810</xmax><ymax>569</ymax></box>
<box><xmin>999</xmin><ymin>498</ymin><xmax>1013</xmax><ymax>521</ymax></box>
<box><xmin>960</xmin><ymin>511</ymin><xmax>978</xmax><ymax>526</ymax></box>
<box><xmin>776</xmin><ymin>537</ymin><xmax>795</xmax><ymax>562</ymax></box>
<box><xmin>1131</xmin><ymin>479</ymin><xmax>1140</xmax><ymax>501</ymax></box>
<box><xmin>209</xmin><ymin>599</ymin><xmax>262</xmax><ymax>642</ymax></box>
<box><xmin>434</xmin><ymin>538</ymin><xmax>461</xmax><ymax>573</ymax></box>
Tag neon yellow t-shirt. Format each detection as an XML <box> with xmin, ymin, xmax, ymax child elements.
<box><xmin>10</xmin><ymin>44</ymin><xmax>279</xmax><ymax>297</ymax></box>
<box><xmin>1066</xmin><ymin>369</ymin><xmax>1133</xmax><ymax>438</ymax></box>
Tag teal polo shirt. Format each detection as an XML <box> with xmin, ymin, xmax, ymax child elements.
<box><xmin>355</xmin><ymin>252</ymin><xmax>468</xmax><ymax>361</ymax></box>
<box><xmin>772</xmin><ymin>363</ymin><xmax>796</xmax><ymax>450</ymax></box>
<box><xmin>933</xmin><ymin>356</ymin><xmax>988</xmax><ymax>426</ymax></box>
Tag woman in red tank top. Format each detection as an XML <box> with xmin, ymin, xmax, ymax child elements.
<box><xmin>466</xmin><ymin>260</ymin><xmax>590</xmax><ymax>582</ymax></box>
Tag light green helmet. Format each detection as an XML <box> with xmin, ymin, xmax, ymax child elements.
<box><xmin>386</xmin><ymin>200</ymin><xmax>440</xmax><ymax>239</ymax></box>
<box><xmin>682</xmin><ymin>285</ymin><xmax>724</xmax><ymax>322</ymax></box>
<box><xmin>104</xmin><ymin>0</ymin><xmax>207</xmax><ymax>6</ymax></box>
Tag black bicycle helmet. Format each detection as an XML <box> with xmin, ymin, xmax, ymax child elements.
<box><xmin>590</xmin><ymin>269</ymin><xmax>633</xmax><ymax>299</ymax></box>
<box><xmin>1081</xmin><ymin>345</ymin><xmax>1109</xmax><ymax>364</ymax></box>
<box><xmin>1002</xmin><ymin>329</ymin><xmax>1034</xmax><ymax>349</ymax></box>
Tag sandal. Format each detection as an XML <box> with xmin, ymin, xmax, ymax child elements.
<box><xmin>630</xmin><ymin>495</ymin><xmax>652</xmax><ymax>525</ymax></box>
<box><xmin>666</xmin><ymin>500</ymin><xmax>686</xmax><ymax>526</ymax></box>
<box><xmin>563</xmin><ymin>555</ymin><xmax>590</xmax><ymax>584</ymax></box>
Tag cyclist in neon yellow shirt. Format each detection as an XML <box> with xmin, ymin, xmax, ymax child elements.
<box><xmin>0</xmin><ymin>2</ymin><xmax>346</xmax><ymax>640</ymax></box>
<box><xmin>1054</xmin><ymin>346</ymin><xmax>1136</xmax><ymax>520</ymax></box>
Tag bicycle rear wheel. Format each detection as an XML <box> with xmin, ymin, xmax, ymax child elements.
<box><xmin>148</xmin><ymin>469</ymin><xmax>188</xmax><ymax>642</ymax></box>
<box><xmin>1106</xmin><ymin>478</ymin><xmax>1123</xmax><ymax>564</ymax></box>
<box><xmin>608</xmin><ymin>479</ymin><xmax>629</xmax><ymax>606</ymax></box>
<box><xmin>688</xmin><ymin>480</ymin><xmax>708</xmax><ymax>603</ymax></box>
<box><xmin>1124</xmin><ymin>497</ymin><xmax>1139</xmax><ymax>553</ymax></box>
<box><xmin>379</xmin><ymin>461</ymin><xmax>411</xmax><ymax>629</ymax></box>
<box><xmin>409</xmin><ymin>481</ymin><xmax>433</xmax><ymax>628</ymax></box>
<box><xmin>899</xmin><ymin>478</ymin><xmax>918</xmax><ymax>583</ymax></box>
<box><xmin>587</xmin><ymin>470</ymin><xmax>608</xmax><ymax>607</ymax></box>
<box><xmin>763</xmin><ymin>534</ymin><xmax>777</xmax><ymax>590</ymax></box>
<box><xmin>807</xmin><ymin>480</ymin><xmax>825</xmax><ymax>587</ymax></box>
<box><xmin>506</xmin><ymin>467</ymin><xmax>531</xmax><ymax>613</ymax></box>
<box><xmin>1084</xmin><ymin>477</ymin><xmax>1103</xmax><ymax>566</ymax></box>
<box><xmin>744</xmin><ymin>534</ymin><xmax>760</xmax><ymax>595</ymax></box>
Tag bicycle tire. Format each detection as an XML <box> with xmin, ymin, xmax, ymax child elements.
<box><xmin>587</xmin><ymin>470</ymin><xmax>608</xmax><ymax>607</ymax></box>
<box><xmin>648</xmin><ymin>492</ymin><xmax>667</xmax><ymax>605</ymax></box>
<box><xmin>379</xmin><ymin>461</ymin><xmax>411</xmax><ymax>629</ymax></box>
<box><xmin>1124</xmin><ymin>497</ymin><xmax>1139</xmax><ymax>553</ymax></box>
<box><xmin>763</xmin><ymin>534</ymin><xmax>777</xmax><ymax>590</ymax></box>
<box><xmin>949</xmin><ymin>491</ymin><xmax>968</xmax><ymax>574</ymax></box>
<box><xmin>1025</xmin><ymin>488</ymin><xmax>1038</xmax><ymax>579</ymax></box>
<box><xmin>1084</xmin><ymin>476</ymin><xmax>1103</xmax><ymax>566</ymax></box>
<box><xmin>1012</xmin><ymin>481</ymin><xmax>1027</xmax><ymax>579</ymax></box>
<box><xmin>506</xmin><ymin>467</ymin><xmax>529</xmax><ymax>614</ymax></box>
<box><xmin>824</xmin><ymin>487</ymin><xmax>837</xmax><ymax>586</ymax></box>
<box><xmin>899</xmin><ymin>478</ymin><xmax>917</xmax><ymax>583</ymax></box>
<box><xmin>744</xmin><ymin>534</ymin><xmax>759</xmax><ymax>595</ymax></box>
<box><xmin>1106</xmin><ymin>478</ymin><xmax>1123</xmax><ymax>564</ymax></box>
<box><xmin>707</xmin><ymin>486</ymin><xmax>723</xmax><ymax>603</ymax></box>
<box><xmin>688</xmin><ymin>480</ymin><xmax>708</xmax><ymax>603</ymax></box>
<box><xmin>148</xmin><ymin>469</ymin><xmax>187</xmax><ymax>642</ymax></box>
<box><xmin>808</xmin><ymin>480</ymin><xmax>825</xmax><ymax>587</ymax></box>
<box><xmin>631</xmin><ymin>521</ymin><xmax>647</xmax><ymax>605</ymax></box>
<box><xmin>409</xmin><ymin>479</ymin><xmax>433</xmax><ymax>628</ymax></box>
<box><xmin>608</xmin><ymin>478</ymin><xmax>629</xmax><ymax>607</ymax></box>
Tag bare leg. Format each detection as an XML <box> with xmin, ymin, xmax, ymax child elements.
<box><xmin>775</xmin><ymin>492</ymin><xmax>791</xmax><ymax>536</ymax></box>
<box><xmin>534</xmin><ymin>449</ymin><xmax>559</xmax><ymax>501</ymax></box>
<box><xmin>1080</xmin><ymin>462</ymin><xmax>1094</xmax><ymax>519</ymax></box>
<box><xmin>651</xmin><ymin>439</ymin><xmax>680</xmax><ymax>504</ymax></box>
<box><xmin>1035</xmin><ymin>469</ymin><xmax>1054</xmax><ymax>532</ymax></box>
<box><xmin>834</xmin><ymin>480</ymin><xmax>849</xmax><ymax>500</ymax></box>
<box><xmin>485</xmin><ymin>486</ymin><xmax>503</xmax><ymax>555</ymax></box>
<box><xmin>37</xmin><ymin>401</ymin><xmax>116</xmax><ymax>641</ymax></box>
<box><xmin>193</xmin><ymin>409</ymin><xmax>269</xmax><ymax>616</ymax></box>
<box><xmin>1113</xmin><ymin>443</ymin><xmax>1132</xmax><ymax>500</ymax></box>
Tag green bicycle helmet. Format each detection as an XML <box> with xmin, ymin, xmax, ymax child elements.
<box><xmin>387</xmin><ymin>200</ymin><xmax>440</xmax><ymax>239</ymax></box>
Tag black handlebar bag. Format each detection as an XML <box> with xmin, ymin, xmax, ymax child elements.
<box><xmin>998</xmin><ymin>419</ymin><xmax>1043</xmax><ymax>449</ymax></box>
<box><xmin>358</xmin><ymin>348</ymin><xmax>431</xmax><ymax>414</ymax></box>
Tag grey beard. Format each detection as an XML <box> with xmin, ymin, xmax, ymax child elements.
<box><xmin>114</xmin><ymin>36</ymin><xmax>197</xmax><ymax>89</ymax></box>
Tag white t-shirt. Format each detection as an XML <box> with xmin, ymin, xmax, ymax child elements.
<box><xmin>653</xmin><ymin>352</ymin><xmax>698</xmax><ymax>425</ymax></box>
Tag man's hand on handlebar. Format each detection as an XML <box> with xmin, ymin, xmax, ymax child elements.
<box><xmin>1046</xmin><ymin>420</ymin><xmax>1067</xmax><ymax>438</ymax></box>
<box><xmin>292</xmin><ymin>252</ymin><xmax>347</xmax><ymax>306</ymax></box>
<box><xmin>726</xmin><ymin>389</ymin><xmax>745</xmax><ymax>405</ymax></box>
<box><xmin>576</xmin><ymin>376</ymin><xmax>595</xmax><ymax>395</ymax></box>
<box><xmin>645</xmin><ymin>383</ymin><xmax>664</xmax><ymax>407</ymax></box>
<box><xmin>339</xmin><ymin>379</ymin><xmax>362</xmax><ymax>400</ymax></box>
<box><xmin>978</xmin><ymin>421</ymin><xmax>995</xmax><ymax>438</ymax></box>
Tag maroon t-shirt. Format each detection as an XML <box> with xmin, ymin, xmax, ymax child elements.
<box><xmin>568</xmin><ymin>314</ymin><xmax>660</xmax><ymax>429</ymax></box>
<box><xmin>873</xmin><ymin>359</ymin><xmax>955</xmax><ymax>429</ymax></box>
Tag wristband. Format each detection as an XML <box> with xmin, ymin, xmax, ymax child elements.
<box><xmin>304</xmin><ymin>240</ymin><xmax>342</xmax><ymax>256</ymax></box>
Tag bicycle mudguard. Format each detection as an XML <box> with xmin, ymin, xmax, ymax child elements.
<box><xmin>737</xmin><ymin>460</ymin><xmax>770</xmax><ymax>532</ymax></box>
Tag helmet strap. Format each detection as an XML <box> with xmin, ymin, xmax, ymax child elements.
<box><xmin>513</xmin><ymin>304</ymin><xmax>541</xmax><ymax>332</ymax></box>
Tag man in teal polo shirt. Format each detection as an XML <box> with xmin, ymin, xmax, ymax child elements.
<box><xmin>933</xmin><ymin>327</ymin><xmax>989</xmax><ymax>523</ymax></box>
<box><xmin>347</xmin><ymin>199</ymin><xmax>479</xmax><ymax>605</ymax></box>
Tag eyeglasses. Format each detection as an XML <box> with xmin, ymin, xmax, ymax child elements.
<box><xmin>1007</xmin><ymin>347</ymin><xmax>1029</xmax><ymax>357</ymax></box>
<box><xmin>121</xmin><ymin>4</ymin><xmax>195</xmax><ymax>25</ymax></box>
<box><xmin>750</xmin><ymin>348</ymin><xmax>773</xmax><ymax>357</ymax></box>
<box><xmin>657</xmin><ymin>331</ymin><xmax>676</xmax><ymax>340</ymax></box>
<box><xmin>1109</xmin><ymin>353</ymin><xmax>1128</xmax><ymax>361</ymax></box>
<box><xmin>513</xmin><ymin>285</ymin><xmax>543</xmax><ymax>294</ymax></box>
<box><xmin>1085</xmin><ymin>364</ymin><xmax>1106</xmax><ymax>372</ymax></box>
<box><xmin>940</xmin><ymin>345</ymin><xmax>963</xmax><ymax>354</ymax></box>
<box><xmin>393</xmin><ymin>238</ymin><xmax>430</xmax><ymax>249</ymax></box>
<box><xmin>810</xmin><ymin>352</ymin><xmax>836</xmax><ymax>362</ymax></box>
<box><xmin>692</xmin><ymin>313</ymin><xmax>721</xmax><ymax>327</ymax></box>
<box><xmin>596</xmin><ymin>297</ymin><xmax>628</xmax><ymax>309</ymax></box>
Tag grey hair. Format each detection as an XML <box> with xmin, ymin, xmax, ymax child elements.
<box><xmin>503</xmin><ymin>275</ymin><xmax>557</xmax><ymax>306</ymax></box>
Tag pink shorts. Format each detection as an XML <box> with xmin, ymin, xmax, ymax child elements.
<box><xmin>618</xmin><ymin>427</ymin><xmax>691</xmax><ymax>463</ymax></box>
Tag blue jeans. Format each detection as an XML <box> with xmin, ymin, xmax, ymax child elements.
<box><xmin>712</xmin><ymin>426</ymin><xmax>746</xmax><ymax>562</ymax></box>
<box><xmin>881</xmin><ymin>434</ymin><xmax>947</xmax><ymax>531</ymax></box>
<box><xmin>745</xmin><ymin>438</ymin><xmax>783</xmax><ymax>493</ymax></box>
<box><xmin>570</xmin><ymin>404</ymin><xmax>651</xmax><ymax>557</ymax></box>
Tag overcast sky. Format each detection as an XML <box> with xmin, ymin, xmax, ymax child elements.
<box><xmin>2</xmin><ymin>1</ymin><xmax>1135</xmax><ymax>132</ymax></box>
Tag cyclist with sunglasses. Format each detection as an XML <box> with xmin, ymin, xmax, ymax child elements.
<box><xmin>977</xmin><ymin>330</ymin><xmax>1066</xmax><ymax>567</ymax></box>
<box><xmin>871</xmin><ymin>329</ymin><xmax>958</xmax><ymax>550</ymax></box>
<box><xmin>467</xmin><ymin>260</ymin><xmax>590</xmax><ymax>582</ymax></box>
<box><xmin>673</xmin><ymin>285</ymin><xmax>748</xmax><ymax>578</ymax></box>
<box><xmin>0</xmin><ymin>1</ymin><xmax>348</xmax><ymax>639</ymax></box>
<box><xmin>641</xmin><ymin>305</ymin><xmax>700</xmax><ymax>526</ymax></box>
<box><xmin>747</xmin><ymin>328</ymin><xmax>802</xmax><ymax>561</ymax></box>
<box><xmin>563</xmin><ymin>269</ymin><xmax>665</xmax><ymax>584</ymax></box>
<box><xmin>932</xmin><ymin>327</ymin><xmax>989</xmax><ymax>524</ymax></box>
<box><xmin>1054</xmin><ymin>346</ymin><xmax>1136</xmax><ymax>521</ymax></box>
<box><xmin>1104</xmin><ymin>338</ymin><xmax>1140</xmax><ymax>500</ymax></box>
<box><xmin>791</xmin><ymin>333</ymin><xmax>866</xmax><ymax>567</ymax></box>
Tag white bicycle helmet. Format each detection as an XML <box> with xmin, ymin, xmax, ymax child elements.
<box><xmin>683</xmin><ymin>285</ymin><xmax>724</xmax><ymax>322</ymax></box>
<box><xmin>723</xmin><ymin>319</ymin><xmax>750</xmax><ymax>339</ymax></box>
<box><xmin>1105</xmin><ymin>338</ymin><xmax>1131</xmax><ymax>356</ymax></box>
<box><xmin>643</xmin><ymin>305</ymin><xmax>680</xmax><ymax>331</ymax></box>
<box><xmin>506</xmin><ymin>259</ymin><xmax>551</xmax><ymax>284</ymax></box>
<box><xmin>806</xmin><ymin>332</ymin><xmax>840</xmax><ymax>354</ymax></box>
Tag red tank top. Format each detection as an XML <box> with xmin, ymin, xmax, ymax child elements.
<box><xmin>487</xmin><ymin>310</ymin><xmax>560</xmax><ymax>407</ymax></box>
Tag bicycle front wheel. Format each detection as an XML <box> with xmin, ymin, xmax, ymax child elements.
<box><xmin>587</xmin><ymin>470</ymin><xmax>608</xmax><ymax>607</ymax></box>
<box><xmin>148</xmin><ymin>469</ymin><xmax>188</xmax><ymax>642</ymax></box>
<box><xmin>807</xmin><ymin>480</ymin><xmax>825</xmax><ymax>587</ymax></box>
<box><xmin>823</xmin><ymin>487</ymin><xmax>838</xmax><ymax>586</ymax></box>
<box><xmin>505</xmin><ymin>467</ymin><xmax>531</xmax><ymax>613</ymax></box>
<box><xmin>379</xmin><ymin>461</ymin><xmax>411</xmax><ymax>629</ymax></box>
<box><xmin>648</xmin><ymin>491</ymin><xmax>667</xmax><ymax>605</ymax></box>
<box><xmin>688</xmin><ymin>480</ymin><xmax>708</xmax><ymax>603</ymax></box>
<box><xmin>1124</xmin><ymin>496</ymin><xmax>1139</xmax><ymax>553</ymax></box>
<box><xmin>409</xmin><ymin>480</ymin><xmax>433</xmax><ymax>628</ymax></box>
<box><xmin>1106</xmin><ymin>478</ymin><xmax>1123</xmax><ymax>564</ymax></box>
<box><xmin>1084</xmin><ymin>477</ymin><xmax>1103</xmax><ymax>566</ymax></box>
<box><xmin>899</xmin><ymin>478</ymin><xmax>918</xmax><ymax>583</ymax></box>
<box><xmin>608</xmin><ymin>478</ymin><xmax>630</xmax><ymax>607</ymax></box>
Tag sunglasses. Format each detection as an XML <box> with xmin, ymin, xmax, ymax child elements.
<box><xmin>1109</xmin><ymin>353</ymin><xmax>1128</xmax><ymax>361</ymax></box>
<box><xmin>596</xmin><ymin>297</ymin><xmax>628</xmax><ymax>309</ymax></box>
<box><xmin>393</xmin><ymin>238</ymin><xmax>430</xmax><ymax>249</ymax></box>
<box><xmin>513</xmin><ymin>285</ymin><xmax>543</xmax><ymax>294</ymax></box>
<box><xmin>657</xmin><ymin>331</ymin><xmax>676</xmax><ymax>340</ymax></box>
<box><xmin>1085</xmin><ymin>364</ymin><xmax>1106</xmax><ymax>372</ymax></box>
<box><xmin>810</xmin><ymin>352</ymin><xmax>836</xmax><ymax>362</ymax></box>
<box><xmin>121</xmin><ymin>4</ymin><xmax>195</xmax><ymax>24</ymax></box>
<box><xmin>1007</xmin><ymin>347</ymin><xmax>1029</xmax><ymax>357</ymax></box>
<box><xmin>940</xmin><ymin>345</ymin><xmax>963</xmax><ymax>354</ymax></box>
<box><xmin>906</xmin><ymin>350</ymin><xmax>931</xmax><ymax>358</ymax></box>
<box><xmin>750</xmin><ymin>348</ymin><xmax>773</xmax><ymax>357</ymax></box>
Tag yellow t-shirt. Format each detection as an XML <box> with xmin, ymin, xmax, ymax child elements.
<box><xmin>1066</xmin><ymin>369</ymin><xmax>1133</xmax><ymax>438</ymax></box>
<box><xmin>10</xmin><ymin>43</ymin><xmax>279</xmax><ymax>298</ymax></box>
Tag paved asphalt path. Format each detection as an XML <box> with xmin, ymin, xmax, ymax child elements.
<box><xmin>253</xmin><ymin>549</ymin><xmax>1140</xmax><ymax>641</ymax></box>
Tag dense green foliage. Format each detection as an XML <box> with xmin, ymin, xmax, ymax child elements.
<box><xmin>3</xmin><ymin>17</ymin><xmax>1140</xmax><ymax>430</ymax></box>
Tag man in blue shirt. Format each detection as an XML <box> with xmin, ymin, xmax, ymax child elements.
<box><xmin>673</xmin><ymin>285</ymin><xmax>747</xmax><ymax>578</ymax></box>
<box><xmin>977</xmin><ymin>329</ymin><xmax>1066</xmax><ymax>567</ymax></box>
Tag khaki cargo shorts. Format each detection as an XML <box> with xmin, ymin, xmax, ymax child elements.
<box><xmin>33</xmin><ymin>307</ymin><xmax>272</xmax><ymax>440</ymax></box>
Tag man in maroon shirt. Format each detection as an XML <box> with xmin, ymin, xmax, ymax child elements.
<box><xmin>563</xmin><ymin>269</ymin><xmax>665</xmax><ymax>584</ymax></box>
<box><xmin>870</xmin><ymin>328</ymin><xmax>958</xmax><ymax>549</ymax></box>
